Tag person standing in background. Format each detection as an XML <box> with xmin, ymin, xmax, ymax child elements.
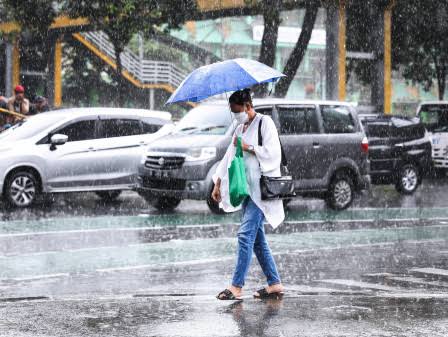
<box><xmin>6</xmin><ymin>85</ymin><xmax>29</xmax><ymax>126</ymax></box>
<box><xmin>29</xmin><ymin>96</ymin><xmax>50</xmax><ymax>115</ymax></box>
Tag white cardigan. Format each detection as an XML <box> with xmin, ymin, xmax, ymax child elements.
<box><xmin>213</xmin><ymin>113</ymin><xmax>285</xmax><ymax>229</ymax></box>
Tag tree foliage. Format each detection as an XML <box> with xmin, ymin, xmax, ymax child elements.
<box><xmin>63</xmin><ymin>0</ymin><xmax>196</xmax><ymax>104</ymax></box>
<box><xmin>2</xmin><ymin>0</ymin><xmax>57</xmax><ymax>41</ymax></box>
<box><xmin>347</xmin><ymin>0</ymin><xmax>448</xmax><ymax>100</ymax></box>
<box><xmin>393</xmin><ymin>0</ymin><xmax>448</xmax><ymax>99</ymax></box>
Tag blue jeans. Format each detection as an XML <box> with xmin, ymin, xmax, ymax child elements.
<box><xmin>232</xmin><ymin>197</ymin><xmax>281</xmax><ymax>288</ymax></box>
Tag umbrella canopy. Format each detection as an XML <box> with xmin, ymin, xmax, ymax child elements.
<box><xmin>166</xmin><ymin>58</ymin><xmax>285</xmax><ymax>104</ymax></box>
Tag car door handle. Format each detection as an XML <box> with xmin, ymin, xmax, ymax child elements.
<box><xmin>88</xmin><ymin>147</ymin><xmax>95</xmax><ymax>151</ymax></box>
<box><xmin>312</xmin><ymin>142</ymin><xmax>320</xmax><ymax>148</ymax></box>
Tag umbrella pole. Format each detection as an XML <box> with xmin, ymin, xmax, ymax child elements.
<box><xmin>225</xmin><ymin>92</ymin><xmax>237</xmax><ymax>133</ymax></box>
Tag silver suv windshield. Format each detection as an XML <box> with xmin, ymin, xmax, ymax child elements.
<box><xmin>174</xmin><ymin>104</ymin><xmax>232</xmax><ymax>135</ymax></box>
<box><xmin>419</xmin><ymin>104</ymin><xmax>448</xmax><ymax>132</ymax></box>
<box><xmin>0</xmin><ymin>113</ymin><xmax>65</xmax><ymax>142</ymax></box>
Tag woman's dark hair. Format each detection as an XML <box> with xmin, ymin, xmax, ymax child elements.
<box><xmin>229</xmin><ymin>88</ymin><xmax>253</xmax><ymax>107</ymax></box>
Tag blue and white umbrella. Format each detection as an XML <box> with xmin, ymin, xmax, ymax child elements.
<box><xmin>166</xmin><ymin>58</ymin><xmax>285</xmax><ymax>104</ymax></box>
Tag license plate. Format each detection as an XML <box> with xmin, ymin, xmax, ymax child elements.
<box><xmin>150</xmin><ymin>170</ymin><xmax>170</xmax><ymax>178</ymax></box>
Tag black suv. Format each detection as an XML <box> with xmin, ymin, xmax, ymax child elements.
<box><xmin>361</xmin><ymin>115</ymin><xmax>431</xmax><ymax>194</ymax></box>
<box><xmin>136</xmin><ymin>99</ymin><xmax>370</xmax><ymax>212</ymax></box>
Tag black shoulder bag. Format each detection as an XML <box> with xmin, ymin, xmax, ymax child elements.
<box><xmin>258</xmin><ymin>117</ymin><xmax>296</xmax><ymax>200</ymax></box>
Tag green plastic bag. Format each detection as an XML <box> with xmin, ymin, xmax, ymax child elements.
<box><xmin>228</xmin><ymin>137</ymin><xmax>249</xmax><ymax>207</ymax></box>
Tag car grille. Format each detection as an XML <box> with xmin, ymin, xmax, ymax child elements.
<box><xmin>433</xmin><ymin>146</ymin><xmax>448</xmax><ymax>167</ymax></box>
<box><xmin>145</xmin><ymin>155</ymin><xmax>185</xmax><ymax>170</ymax></box>
<box><xmin>142</xmin><ymin>177</ymin><xmax>186</xmax><ymax>190</ymax></box>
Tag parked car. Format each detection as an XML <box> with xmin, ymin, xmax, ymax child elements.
<box><xmin>0</xmin><ymin>108</ymin><xmax>172</xmax><ymax>207</ymax></box>
<box><xmin>361</xmin><ymin>115</ymin><xmax>432</xmax><ymax>194</ymax></box>
<box><xmin>136</xmin><ymin>99</ymin><xmax>370</xmax><ymax>213</ymax></box>
<box><xmin>417</xmin><ymin>102</ymin><xmax>448</xmax><ymax>175</ymax></box>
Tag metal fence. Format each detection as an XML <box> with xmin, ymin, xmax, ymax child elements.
<box><xmin>82</xmin><ymin>31</ymin><xmax>188</xmax><ymax>88</ymax></box>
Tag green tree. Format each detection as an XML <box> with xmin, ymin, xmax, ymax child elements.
<box><xmin>64</xmin><ymin>0</ymin><xmax>196</xmax><ymax>105</ymax></box>
<box><xmin>2</xmin><ymin>0</ymin><xmax>58</xmax><ymax>96</ymax></box>
<box><xmin>393</xmin><ymin>0</ymin><xmax>448</xmax><ymax>100</ymax></box>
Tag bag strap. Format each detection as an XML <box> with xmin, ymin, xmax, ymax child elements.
<box><xmin>258</xmin><ymin>115</ymin><xmax>288</xmax><ymax>167</ymax></box>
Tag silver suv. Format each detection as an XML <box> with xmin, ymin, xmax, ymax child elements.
<box><xmin>0</xmin><ymin>108</ymin><xmax>172</xmax><ymax>207</ymax></box>
<box><xmin>136</xmin><ymin>99</ymin><xmax>370</xmax><ymax>212</ymax></box>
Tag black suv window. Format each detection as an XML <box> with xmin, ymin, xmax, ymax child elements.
<box><xmin>278</xmin><ymin>107</ymin><xmax>316</xmax><ymax>134</ymax></box>
<box><xmin>321</xmin><ymin>106</ymin><xmax>356</xmax><ymax>134</ymax></box>
<box><xmin>365</xmin><ymin>123</ymin><xmax>391</xmax><ymax>138</ymax></box>
<box><xmin>57</xmin><ymin>120</ymin><xmax>96</xmax><ymax>142</ymax></box>
<box><xmin>99</xmin><ymin>119</ymin><xmax>142</xmax><ymax>138</ymax></box>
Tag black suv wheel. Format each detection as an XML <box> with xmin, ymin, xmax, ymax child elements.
<box><xmin>4</xmin><ymin>170</ymin><xmax>40</xmax><ymax>208</ymax></box>
<box><xmin>95</xmin><ymin>190</ymin><xmax>121</xmax><ymax>201</ymax></box>
<box><xmin>140</xmin><ymin>193</ymin><xmax>181</xmax><ymax>212</ymax></box>
<box><xmin>396</xmin><ymin>163</ymin><xmax>419</xmax><ymax>194</ymax></box>
<box><xmin>326</xmin><ymin>172</ymin><xmax>354</xmax><ymax>210</ymax></box>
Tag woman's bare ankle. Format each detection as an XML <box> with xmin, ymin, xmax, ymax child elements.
<box><xmin>229</xmin><ymin>285</ymin><xmax>243</xmax><ymax>296</ymax></box>
<box><xmin>267</xmin><ymin>283</ymin><xmax>283</xmax><ymax>292</ymax></box>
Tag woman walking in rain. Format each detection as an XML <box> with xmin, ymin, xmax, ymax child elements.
<box><xmin>212</xmin><ymin>88</ymin><xmax>285</xmax><ymax>300</ymax></box>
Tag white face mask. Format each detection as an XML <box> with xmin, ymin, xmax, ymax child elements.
<box><xmin>232</xmin><ymin>111</ymin><xmax>249</xmax><ymax>125</ymax></box>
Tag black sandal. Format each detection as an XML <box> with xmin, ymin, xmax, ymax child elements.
<box><xmin>216</xmin><ymin>289</ymin><xmax>242</xmax><ymax>301</ymax></box>
<box><xmin>253</xmin><ymin>288</ymin><xmax>284</xmax><ymax>299</ymax></box>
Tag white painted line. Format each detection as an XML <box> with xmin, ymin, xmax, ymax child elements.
<box><xmin>0</xmin><ymin>223</ymin><xmax>226</xmax><ymax>239</ymax></box>
<box><xmin>410</xmin><ymin>267</ymin><xmax>448</xmax><ymax>277</ymax></box>
<box><xmin>96</xmin><ymin>256</ymin><xmax>235</xmax><ymax>273</ymax></box>
<box><xmin>1</xmin><ymin>273</ymin><xmax>69</xmax><ymax>282</ymax></box>
<box><xmin>375</xmin><ymin>293</ymin><xmax>448</xmax><ymax>299</ymax></box>
<box><xmin>63</xmin><ymin>246</ymin><xmax>121</xmax><ymax>253</ymax></box>
<box><xmin>1</xmin><ymin>250</ymin><xmax>62</xmax><ymax>258</ymax></box>
<box><xmin>318</xmin><ymin>279</ymin><xmax>402</xmax><ymax>292</ymax></box>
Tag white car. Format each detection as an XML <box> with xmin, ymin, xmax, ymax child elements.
<box><xmin>0</xmin><ymin>107</ymin><xmax>173</xmax><ymax>207</ymax></box>
<box><xmin>417</xmin><ymin>102</ymin><xmax>448</xmax><ymax>172</ymax></box>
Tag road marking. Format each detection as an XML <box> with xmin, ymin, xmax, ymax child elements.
<box><xmin>96</xmin><ymin>256</ymin><xmax>235</xmax><ymax>273</ymax></box>
<box><xmin>386</xmin><ymin>276</ymin><xmax>448</xmax><ymax>289</ymax></box>
<box><xmin>410</xmin><ymin>268</ymin><xmax>448</xmax><ymax>280</ymax></box>
<box><xmin>0</xmin><ymin>273</ymin><xmax>69</xmax><ymax>282</ymax></box>
<box><xmin>0</xmin><ymin>223</ymin><xmax>226</xmax><ymax>238</ymax></box>
<box><xmin>317</xmin><ymin>279</ymin><xmax>403</xmax><ymax>292</ymax></box>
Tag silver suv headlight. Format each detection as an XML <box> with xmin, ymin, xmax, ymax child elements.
<box><xmin>185</xmin><ymin>147</ymin><xmax>216</xmax><ymax>162</ymax></box>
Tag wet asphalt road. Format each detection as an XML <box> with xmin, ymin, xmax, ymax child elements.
<box><xmin>1</xmin><ymin>179</ymin><xmax>448</xmax><ymax>336</ymax></box>
<box><xmin>1</xmin><ymin>236</ymin><xmax>448</xmax><ymax>336</ymax></box>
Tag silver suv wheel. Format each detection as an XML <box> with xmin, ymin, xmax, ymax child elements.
<box><xmin>6</xmin><ymin>171</ymin><xmax>39</xmax><ymax>207</ymax></box>
<box><xmin>327</xmin><ymin>172</ymin><xmax>354</xmax><ymax>210</ymax></box>
<box><xmin>334</xmin><ymin>180</ymin><xmax>352</xmax><ymax>208</ymax></box>
<box><xmin>396</xmin><ymin>164</ymin><xmax>419</xmax><ymax>195</ymax></box>
<box><xmin>402</xmin><ymin>168</ymin><xmax>417</xmax><ymax>191</ymax></box>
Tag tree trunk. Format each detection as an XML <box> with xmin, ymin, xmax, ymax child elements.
<box><xmin>274</xmin><ymin>4</ymin><xmax>319</xmax><ymax>98</ymax></box>
<box><xmin>113</xmin><ymin>45</ymin><xmax>125</xmax><ymax>107</ymax></box>
<box><xmin>43</xmin><ymin>32</ymin><xmax>58</xmax><ymax>107</ymax></box>
<box><xmin>436</xmin><ymin>62</ymin><xmax>446</xmax><ymax>100</ymax></box>
<box><xmin>254</xmin><ymin>0</ymin><xmax>281</xmax><ymax>97</ymax></box>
